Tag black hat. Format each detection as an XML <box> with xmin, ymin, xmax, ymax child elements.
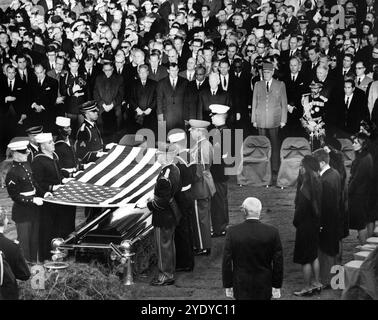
<box><xmin>51</xmin><ymin>15</ymin><xmax>63</xmax><ymax>24</ymax></box>
<box><xmin>26</xmin><ymin>125</ymin><xmax>43</xmax><ymax>135</ymax></box>
<box><xmin>79</xmin><ymin>101</ymin><xmax>98</xmax><ymax>113</ymax></box>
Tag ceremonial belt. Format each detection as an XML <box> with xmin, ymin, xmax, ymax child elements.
<box><xmin>181</xmin><ymin>184</ymin><xmax>191</xmax><ymax>192</ymax></box>
<box><xmin>20</xmin><ymin>189</ymin><xmax>36</xmax><ymax>196</ymax></box>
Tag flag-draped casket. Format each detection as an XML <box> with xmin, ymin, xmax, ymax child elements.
<box><xmin>44</xmin><ymin>145</ymin><xmax>160</xmax><ymax>246</ymax></box>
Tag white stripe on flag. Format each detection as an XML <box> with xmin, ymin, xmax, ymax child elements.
<box><xmin>110</xmin><ymin>148</ymin><xmax>157</xmax><ymax>188</ymax></box>
<box><xmin>94</xmin><ymin>147</ymin><xmax>141</xmax><ymax>186</ymax></box>
<box><xmin>78</xmin><ymin>145</ymin><xmax>127</xmax><ymax>183</ymax></box>
<box><xmin>104</xmin><ymin>162</ymin><xmax>161</xmax><ymax>205</ymax></box>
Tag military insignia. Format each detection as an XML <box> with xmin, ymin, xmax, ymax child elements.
<box><xmin>7</xmin><ymin>180</ymin><xmax>15</xmax><ymax>185</ymax></box>
<box><xmin>320</xmin><ymin>95</ymin><xmax>328</xmax><ymax>102</ymax></box>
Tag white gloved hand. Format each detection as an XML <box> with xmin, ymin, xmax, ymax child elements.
<box><xmin>105</xmin><ymin>142</ymin><xmax>117</xmax><ymax>150</ymax></box>
<box><xmin>83</xmin><ymin>162</ymin><xmax>95</xmax><ymax>170</ymax></box>
<box><xmin>144</xmin><ymin>108</ymin><xmax>152</xmax><ymax>115</ymax></box>
<box><xmin>253</xmin><ymin>122</ymin><xmax>257</xmax><ymax>128</ymax></box>
<box><xmin>96</xmin><ymin>151</ymin><xmax>107</xmax><ymax>158</ymax></box>
<box><xmin>272</xmin><ymin>288</ymin><xmax>281</xmax><ymax>299</ymax></box>
<box><xmin>287</xmin><ymin>105</ymin><xmax>295</xmax><ymax>113</ymax></box>
<box><xmin>236</xmin><ymin>113</ymin><xmax>241</xmax><ymax>121</ymax></box>
<box><xmin>44</xmin><ymin>192</ymin><xmax>53</xmax><ymax>198</ymax></box>
<box><xmin>52</xmin><ymin>184</ymin><xmax>63</xmax><ymax>191</ymax></box>
<box><xmin>62</xmin><ymin>178</ymin><xmax>74</xmax><ymax>184</ymax></box>
<box><xmin>225</xmin><ymin>288</ymin><xmax>234</xmax><ymax>299</ymax></box>
<box><xmin>32</xmin><ymin>197</ymin><xmax>44</xmax><ymax>206</ymax></box>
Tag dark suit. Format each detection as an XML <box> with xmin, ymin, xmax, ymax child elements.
<box><xmin>222</xmin><ymin>219</ymin><xmax>283</xmax><ymax>300</ymax></box>
<box><xmin>93</xmin><ymin>72</ymin><xmax>124</xmax><ymax>136</ymax></box>
<box><xmin>148</xmin><ymin>65</ymin><xmax>168</xmax><ymax>82</ymax></box>
<box><xmin>201</xmin><ymin>16</ymin><xmax>218</xmax><ymax>33</ymax></box>
<box><xmin>282</xmin><ymin>72</ymin><xmax>308</xmax><ymax>138</ymax></box>
<box><xmin>332</xmin><ymin>89</ymin><xmax>370</xmax><ymax>137</ymax></box>
<box><xmin>198</xmin><ymin>87</ymin><xmax>232</xmax><ymax>121</ymax></box>
<box><xmin>29</xmin><ymin>76</ymin><xmax>58</xmax><ymax>133</ymax></box>
<box><xmin>183</xmin><ymin>79</ymin><xmax>209</xmax><ymax>121</ymax></box>
<box><xmin>232</xmin><ymin>71</ymin><xmax>252</xmax><ymax>132</ymax></box>
<box><xmin>128</xmin><ymin>79</ymin><xmax>157</xmax><ymax>133</ymax></box>
<box><xmin>156</xmin><ymin>76</ymin><xmax>188</xmax><ymax>132</ymax></box>
<box><xmin>202</xmin><ymin>0</ymin><xmax>222</xmax><ymax>16</ymax></box>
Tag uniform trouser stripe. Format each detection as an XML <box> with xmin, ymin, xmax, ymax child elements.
<box><xmin>194</xmin><ymin>200</ymin><xmax>203</xmax><ymax>249</ymax></box>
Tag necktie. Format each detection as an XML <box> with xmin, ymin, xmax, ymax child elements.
<box><xmin>292</xmin><ymin>75</ymin><xmax>295</xmax><ymax>82</ymax></box>
<box><xmin>266</xmin><ymin>81</ymin><xmax>270</xmax><ymax>92</ymax></box>
<box><xmin>223</xmin><ymin>76</ymin><xmax>227</xmax><ymax>89</ymax></box>
<box><xmin>357</xmin><ymin>78</ymin><xmax>361</xmax><ymax>86</ymax></box>
<box><xmin>9</xmin><ymin>80</ymin><xmax>13</xmax><ymax>91</ymax></box>
<box><xmin>212</xmin><ymin>90</ymin><xmax>215</xmax><ymax>96</ymax></box>
<box><xmin>345</xmin><ymin>97</ymin><xmax>350</xmax><ymax>108</ymax></box>
<box><xmin>290</xmin><ymin>51</ymin><xmax>293</xmax><ymax>57</ymax></box>
<box><xmin>343</xmin><ymin>70</ymin><xmax>346</xmax><ymax>77</ymax></box>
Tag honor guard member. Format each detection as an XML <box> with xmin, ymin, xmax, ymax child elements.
<box><xmin>189</xmin><ymin>119</ymin><xmax>216</xmax><ymax>256</ymax></box>
<box><xmin>54</xmin><ymin>116</ymin><xmax>78</xmax><ymax>236</ymax></box>
<box><xmin>168</xmin><ymin>132</ymin><xmax>195</xmax><ymax>272</ymax></box>
<box><xmin>5</xmin><ymin>140</ymin><xmax>43</xmax><ymax>263</ymax></box>
<box><xmin>0</xmin><ymin>210</ymin><xmax>31</xmax><ymax>300</ymax></box>
<box><xmin>147</xmin><ymin>143</ymin><xmax>181</xmax><ymax>286</ymax></box>
<box><xmin>209</xmin><ymin>104</ymin><xmax>230</xmax><ymax>237</ymax></box>
<box><xmin>55</xmin><ymin>116</ymin><xmax>82</xmax><ymax>177</ymax></box>
<box><xmin>25</xmin><ymin>126</ymin><xmax>43</xmax><ymax>163</ymax></box>
<box><xmin>75</xmin><ymin>101</ymin><xmax>106</xmax><ymax>164</ymax></box>
<box><xmin>31</xmin><ymin>133</ymin><xmax>67</xmax><ymax>262</ymax></box>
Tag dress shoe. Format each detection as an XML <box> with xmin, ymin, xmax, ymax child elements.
<box><xmin>195</xmin><ymin>249</ymin><xmax>211</xmax><ymax>256</ymax></box>
<box><xmin>175</xmin><ymin>267</ymin><xmax>193</xmax><ymax>272</ymax></box>
<box><xmin>293</xmin><ymin>287</ymin><xmax>314</xmax><ymax>297</ymax></box>
<box><xmin>150</xmin><ymin>278</ymin><xmax>175</xmax><ymax>286</ymax></box>
<box><xmin>211</xmin><ymin>231</ymin><xmax>226</xmax><ymax>238</ymax></box>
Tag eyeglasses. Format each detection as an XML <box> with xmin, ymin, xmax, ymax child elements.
<box><xmin>246</xmin><ymin>49</ymin><xmax>254</xmax><ymax>52</ymax></box>
<box><xmin>169</xmin><ymin>19</ymin><xmax>175</xmax><ymax>21</ymax></box>
<box><xmin>355</xmin><ymin>66</ymin><xmax>365</xmax><ymax>69</ymax></box>
<box><xmin>330</xmin><ymin>58</ymin><xmax>337</xmax><ymax>61</ymax></box>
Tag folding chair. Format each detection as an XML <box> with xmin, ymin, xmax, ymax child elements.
<box><xmin>277</xmin><ymin>137</ymin><xmax>311</xmax><ymax>188</ymax></box>
<box><xmin>237</xmin><ymin>135</ymin><xmax>272</xmax><ymax>186</ymax></box>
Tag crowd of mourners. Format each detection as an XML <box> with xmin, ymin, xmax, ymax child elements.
<box><xmin>1</xmin><ymin>0</ymin><xmax>378</xmax><ymax>299</ymax></box>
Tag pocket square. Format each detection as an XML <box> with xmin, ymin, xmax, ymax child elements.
<box><xmin>17</xmin><ymin>87</ymin><xmax>22</xmax><ymax>90</ymax></box>
<box><xmin>45</xmin><ymin>87</ymin><xmax>51</xmax><ymax>90</ymax></box>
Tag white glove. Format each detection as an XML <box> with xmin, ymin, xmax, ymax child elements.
<box><xmin>136</xmin><ymin>107</ymin><xmax>144</xmax><ymax>115</ymax></box>
<box><xmin>272</xmin><ymin>288</ymin><xmax>281</xmax><ymax>299</ymax></box>
<box><xmin>144</xmin><ymin>108</ymin><xmax>152</xmax><ymax>115</ymax></box>
<box><xmin>62</xmin><ymin>178</ymin><xmax>74</xmax><ymax>184</ymax></box>
<box><xmin>32</xmin><ymin>197</ymin><xmax>44</xmax><ymax>206</ymax></box>
<box><xmin>5</xmin><ymin>96</ymin><xmax>16</xmax><ymax>102</ymax></box>
<box><xmin>105</xmin><ymin>142</ymin><xmax>117</xmax><ymax>150</ymax></box>
<box><xmin>253</xmin><ymin>122</ymin><xmax>257</xmax><ymax>128</ymax></box>
<box><xmin>287</xmin><ymin>105</ymin><xmax>295</xmax><ymax>113</ymax></box>
<box><xmin>280</xmin><ymin>122</ymin><xmax>286</xmax><ymax>128</ymax></box>
<box><xmin>225</xmin><ymin>288</ymin><xmax>234</xmax><ymax>299</ymax></box>
<box><xmin>44</xmin><ymin>192</ymin><xmax>53</xmax><ymax>198</ymax></box>
<box><xmin>236</xmin><ymin>113</ymin><xmax>241</xmax><ymax>121</ymax></box>
<box><xmin>83</xmin><ymin>162</ymin><xmax>95</xmax><ymax>170</ymax></box>
<box><xmin>52</xmin><ymin>184</ymin><xmax>63</xmax><ymax>191</ymax></box>
<box><xmin>72</xmin><ymin>83</ymin><xmax>81</xmax><ymax>93</ymax></box>
<box><xmin>136</xmin><ymin>201</ymin><xmax>147</xmax><ymax>209</ymax></box>
<box><xmin>96</xmin><ymin>151</ymin><xmax>107</xmax><ymax>157</ymax></box>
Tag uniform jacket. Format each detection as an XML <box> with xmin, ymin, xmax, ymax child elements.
<box><xmin>5</xmin><ymin>161</ymin><xmax>39</xmax><ymax>223</ymax></box>
<box><xmin>55</xmin><ymin>136</ymin><xmax>80</xmax><ymax>177</ymax></box>
<box><xmin>60</xmin><ymin>71</ymin><xmax>88</xmax><ymax>115</ymax></box>
<box><xmin>210</xmin><ymin>125</ymin><xmax>230</xmax><ymax>183</ymax></box>
<box><xmin>74</xmin><ymin>119</ymin><xmax>103</xmax><ymax>164</ymax></box>
<box><xmin>252</xmin><ymin>79</ymin><xmax>288</xmax><ymax>128</ymax></box>
<box><xmin>0</xmin><ymin>234</ymin><xmax>31</xmax><ymax>300</ymax></box>
<box><xmin>147</xmin><ymin>163</ymin><xmax>181</xmax><ymax>228</ymax></box>
<box><xmin>190</xmin><ymin>138</ymin><xmax>215</xmax><ymax>199</ymax></box>
<box><xmin>0</xmin><ymin>77</ymin><xmax>28</xmax><ymax>119</ymax></box>
<box><xmin>222</xmin><ymin>219</ymin><xmax>283</xmax><ymax>300</ymax></box>
<box><xmin>198</xmin><ymin>87</ymin><xmax>232</xmax><ymax>121</ymax></box>
<box><xmin>31</xmin><ymin>152</ymin><xmax>62</xmax><ymax>196</ymax></box>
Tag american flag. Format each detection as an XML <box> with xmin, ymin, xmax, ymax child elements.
<box><xmin>44</xmin><ymin>145</ymin><xmax>161</xmax><ymax>207</ymax></box>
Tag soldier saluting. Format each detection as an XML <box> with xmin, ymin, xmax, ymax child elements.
<box><xmin>147</xmin><ymin>143</ymin><xmax>181</xmax><ymax>286</ymax></box>
<box><xmin>5</xmin><ymin>139</ymin><xmax>43</xmax><ymax>264</ymax></box>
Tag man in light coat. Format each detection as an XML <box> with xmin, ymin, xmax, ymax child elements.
<box><xmin>252</xmin><ymin>62</ymin><xmax>288</xmax><ymax>175</ymax></box>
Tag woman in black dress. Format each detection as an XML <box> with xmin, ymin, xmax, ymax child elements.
<box><xmin>293</xmin><ymin>155</ymin><xmax>323</xmax><ymax>296</ymax></box>
<box><xmin>348</xmin><ymin>132</ymin><xmax>374</xmax><ymax>244</ymax></box>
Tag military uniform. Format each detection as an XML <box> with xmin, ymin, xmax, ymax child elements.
<box><xmin>174</xmin><ymin>150</ymin><xmax>195</xmax><ymax>271</ymax></box>
<box><xmin>210</xmin><ymin>124</ymin><xmax>230</xmax><ymax>236</ymax></box>
<box><xmin>190</xmin><ymin>136</ymin><xmax>215</xmax><ymax>252</ymax></box>
<box><xmin>27</xmin><ymin>143</ymin><xmax>39</xmax><ymax>163</ymax></box>
<box><xmin>5</xmin><ymin>161</ymin><xmax>40</xmax><ymax>262</ymax></box>
<box><xmin>0</xmin><ymin>234</ymin><xmax>31</xmax><ymax>299</ymax></box>
<box><xmin>147</xmin><ymin>163</ymin><xmax>181</xmax><ymax>284</ymax></box>
<box><xmin>31</xmin><ymin>152</ymin><xmax>66</xmax><ymax>261</ymax></box>
<box><xmin>74</xmin><ymin>119</ymin><xmax>103</xmax><ymax>164</ymax></box>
